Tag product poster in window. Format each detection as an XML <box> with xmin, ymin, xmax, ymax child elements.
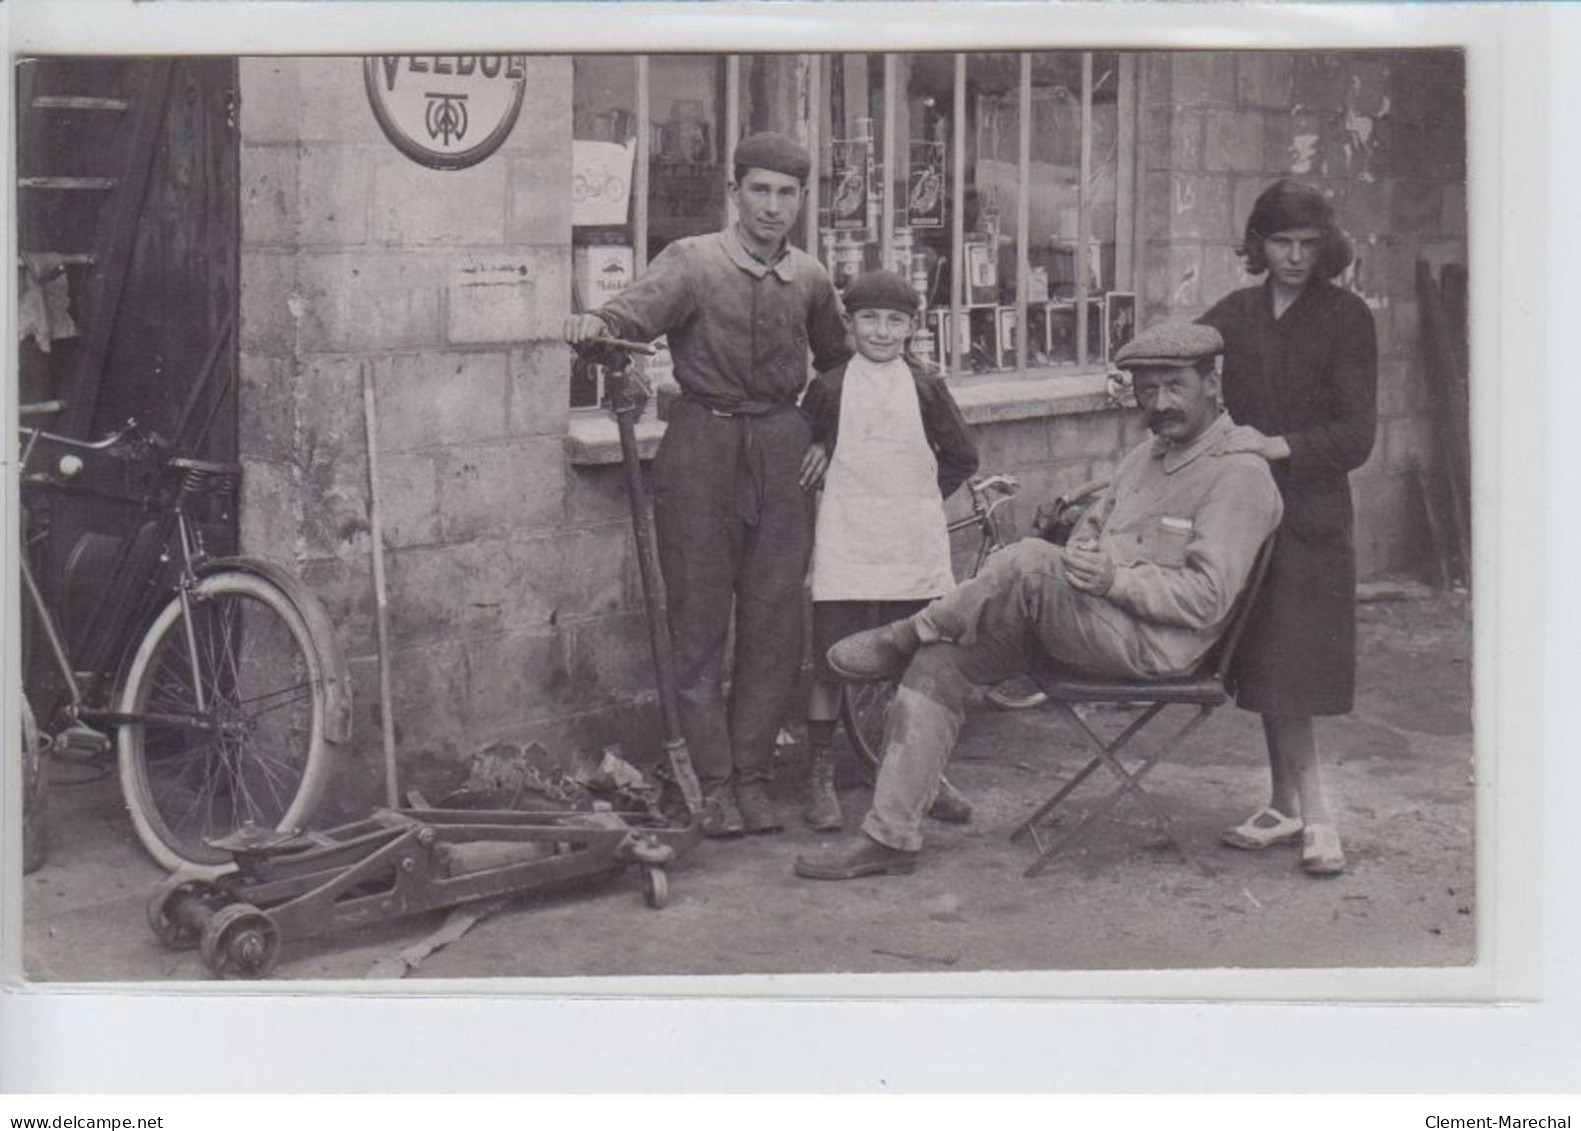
<box><xmin>1104</xmin><ymin>292</ymin><xmax>1136</xmax><ymax>368</ymax></box>
<box><xmin>830</xmin><ymin>138</ymin><xmax>870</xmax><ymax>232</ymax></box>
<box><xmin>908</xmin><ymin>140</ymin><xmax>946</xmax><ymax>229</ymax></box>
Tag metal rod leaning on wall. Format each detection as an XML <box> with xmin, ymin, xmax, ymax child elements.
<box><xmin>361</xmin><ymin>360</ymin><xmax>400</xmax><ymax>808</ymax></box>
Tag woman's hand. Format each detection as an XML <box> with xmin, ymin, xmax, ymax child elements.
<box><xmin>1062</xmin><ymin>543</ymin><xmax>1116</xmax><ymax>597</ymax></box>
<box><xmin>800</xmin><ymin>442</ymin><xmax>830</xmax><ymax>491</ymax></box>
<box><xmin>1220</xmin><ymin>424</ymin><xmax>1291</xmax><ymax>462</ymax></box>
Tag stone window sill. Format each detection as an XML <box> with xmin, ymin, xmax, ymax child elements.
<box><xmin>564</xmin><ymin>369</ymin><xmax>1118</xmax><ymax>467</ymax></box>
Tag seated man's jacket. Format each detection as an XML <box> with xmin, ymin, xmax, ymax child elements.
<box><xmin>1068</xmin><ymin>411</ymin><xmax>1283</xmax><ymax>675</ymax></box>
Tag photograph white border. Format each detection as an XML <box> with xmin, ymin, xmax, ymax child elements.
<box><xmin>0</xmin><ymin>0</ymin><xmax>1573</xmax><ymax>1092</ymax></box>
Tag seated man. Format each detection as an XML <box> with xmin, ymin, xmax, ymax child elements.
<box><xmin>794</xmin><ymin>321</ymin><xmax>1284</xmax><ymax>880</ymax></box>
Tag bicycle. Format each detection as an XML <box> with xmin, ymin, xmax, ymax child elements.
<box><xmin>18</xmin><ymin>391</ymin><xmax>352</xmax><ymax>876</ymax></box>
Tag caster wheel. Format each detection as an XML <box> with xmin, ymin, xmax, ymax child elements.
<box><xmin>641</xmin><ymin>865</ymin><xmax>669</xmax><ymax>910</ymax></box>
<box><xmin>199</xmin><ymin>902</ymin><xmax>280</xmax><ymax>979</ymax></box>
<box><xmin>148</xmin><ymin>876</ymin><xmax>225</xmax><ymax>951</ymax></box>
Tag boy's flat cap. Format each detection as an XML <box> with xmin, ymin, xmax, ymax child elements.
<box><xmin>843</xmin><ymin>270</ymin><xmax>917</xmax><ymax>316</ymax></box>
<box><xmin>733</xmin><ymin>132</ymin><xmax>811</xmax><ymax>181</ymax></box>
<box><xmin>1113</xmin><ymin>322</ymin><xmax>1224</xmax><ymax>370</ymax></box>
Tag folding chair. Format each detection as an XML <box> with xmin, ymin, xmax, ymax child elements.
<box><xmin>1011</xmin><ymin>535</ymin><xmax>1277</xmax><ymax>878</ymax></box>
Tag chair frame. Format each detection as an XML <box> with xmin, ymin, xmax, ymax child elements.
<box><xmin>1012</xmin><ymin>535</ymin><xmax>1277</xmax><ymax>878</ymax></box>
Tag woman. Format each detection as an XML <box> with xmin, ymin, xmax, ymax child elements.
<box><xmin>1200</xmin><ymin>180</ymin><xmax>1378</xmax><ymax>877</ymax></box>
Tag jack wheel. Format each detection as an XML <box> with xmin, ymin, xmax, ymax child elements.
<box><xmin>199</xmin><ymin>903</ymin><xmax>280</xmax><ymax>979</ymax></box>
<box><xmin>641</xmin><ymin>865</ymin><xmax>669</xmax><ymax>910</ymax></box>
<box><xmin>148</xmin><ymin>876</ymin><xmax>224</xmax><ymax>951</ymax></box>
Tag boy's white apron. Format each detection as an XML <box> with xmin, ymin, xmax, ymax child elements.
<box><xmin>811</xmin><ymin>354</ymin><xmax>956</xmax><ymax>601</ymax></box>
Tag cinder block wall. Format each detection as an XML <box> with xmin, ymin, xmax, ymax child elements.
<box><xmin>1137</xmin><ymin>50</ymin><xmax>1467</xmax><ymax>575</ymax></box>
<box><xmin>237</xmin><ymin>57</ymin><xmax>657</xmax><ymax>813</ymax></box>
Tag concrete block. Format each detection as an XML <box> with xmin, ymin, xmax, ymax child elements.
<box><xmin>296</xmin><ymin>57</ymin><xmax>386</xmax><ymax>145</ymax></box>
<box><xmin>1143</xmin><ymin>54</ymin><xmax>1174</xmax><ymax>106</ymax></box>
<box><xmin>552</xmin><ymin>527</ymin><xmax>632</xmax><ymax>620</ymax></box>
<box><xmin>1390</xmin><ymin>297</ymin><xmax>1421</xmax><ymax>356</ymax></box>
<box><xmin>1170</xmin><ymin>52</ymin><xmax>1237</xmax><ymax>105</ymax></box>
<box><xmin>976</xmin><ymin>418</ymin><xmax>1051</xmax><ymax>471</ymax></box>
<box><xmin>375</xmin><ymin>350</ymin><xmax>511</xmax><ymax>451</ymax></box>
<box><xmin>238</xmin><ymin>58</ymin><xmax>301</xmax><ymax>146</ymax></box>
<box><xmin>1390</xmin><ymin>180</ymin><xmax>1442</xmax><ymax>238</ymax></box>
<box><xmin>1348</xmin><ymin>234</ymin><xmax>1389</xmax><ymax>303</ymax></box>
<box><xmin>565</xmin><ymin>462</ymin><xmax>648</xmax><ymax>526</ymax></box>
<box><xmin>384</xmin><ymin>639</ymin><xmax>471</xmax><ymax>759</ymax></box>
<box><xmin>1423</xmin><ymin>112</ymin><xmax>1467</xmax><ymax>183</ymax></box>
<box><xmin>238</xmin><ymin>354</ymin><xmax>295</xmax><ymax>460</ymax></box>
<box><xmin>1345</xmin><ymin>58</ymin><xmax>1392</xmax><ymax>118</ymax></box>
<box><xmin>1204</xmin><ymin>109</ymin><xmax>1264</xmax><ymax>173</ymax></box>
<box><xmin>1264</xmin><ymin>112</ymin><xmax>1333</xmax><ymax>178</ymax></box>
<box><xmin>1352</xmin><ymin>472</ymin><xmax>1423</xmax><ymax>578</ymax></box>
<box><xmin>1164</xmin><ymin>175</ymin><xmax>1234</xmax><ymax>242</ymax></box>
<box><xmin>299</xmin><ymin>143</ymin><xmax>373</xmax><ymax>246</ymax></box>
<box><xmin>508</xmin><ymin>149</ymin><xmax>574</xmax><ymax>246</ymax></box>
<box><xmin>1199</xmin><ymin>243</ymin><xmax>1254</xmax><ymax>309</ymax></box>
<box><xmin>436</xmin><ymin>438</ymin><xmax>567</xmax><ymax>542</ymax></box>
<box><xmin>1373</xmin><ymin>120</ymin><xmax>1425</xmax><ymax>180</ymax></box>
<box><xmin>239</xmin><ymin>250</ymin><xmax>297</xmax><ymax>357</ymax></box>
<box><xmin>373</xmin><ymin>153</ymin><xmax>509</xmax><ymax>246</ymax></box>
<box><xmin>1344</xmin><ymin>175</ymin><xmax>1389</xmax><ymax>240</ymax></box>
<box><xmin>564</xmin><ymin>611</ymin><xmax>656</xmax><ymax>708</ymax></box>
<box><xmin>445</xmin><ymin>250</ymin><xmax>571</xmax><ymax>345</ymax></box>
<box><xmin>297</xmin><ymin>554</ymin><xmax>378</xmax><ymax>662</ymax></box>
<box><xmin>1046</xmin><ymin>408</ymin><xmax>1127</xmax><ymax>463</ymax></box>
<box><xmin>238</xmin><ymin>457</ymin><xmax>302</xmax><ymax>564</ymax></box>
<box><xmin>376</xmin><ymin>451</ymin><xmax>442</xmax><ymax>549</ymax></box>
<box><xmin>297</xmin><ymin>354</ymin><xmax>366</xmax><ymax>467</ymax></box>
<box><xmin>294</xmin><ymin>251</ymin><xmax>445</xmax><ymax>352</ymax></box>
<box><xmin>384</xmin><ymin>538</ymin><xmax>536</xmax><ymax>643</ymax></box>
<box><xmin>1236</xmin><ymin>54</ymin><xmax>1293</xmax><ymax>110</ymax></box>
<box><xmin>298</xmin><ymin>445</ymin><xmax>372</xmax><ymax>562</ymax></box>
<box><xmin>455</xmin><ymin>630</ymin><xmax>572</xmax><ymax>731</ymax></box>
<box><xmin>1141</xmin><ymin>106</ymin><xmax>1172</xmax><ymax>172</ymax></box>
<box><xmin>508</xmin><ymin>342</ymin><xmax>575</xmax><ymax>438</ymax></box>
<box><xmin>1142</xmin><ymin>173</ymin><xmax>1175</xmax><ymax>242</ymax></box>
<box><xmin>1291</xmin><ymin>55</ymin><xmax>1346</xmax><ymax>114</ymax></box>
<box><xmin>239</xmin><ymin>144</ymin><xmax>298</xmax><ymax>248</ymax></box>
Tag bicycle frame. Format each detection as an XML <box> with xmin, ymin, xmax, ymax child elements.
<box><xmin>947</xmin><ymin>475</ymin><xmax>1020</xmax><ymax>577</ymax></box>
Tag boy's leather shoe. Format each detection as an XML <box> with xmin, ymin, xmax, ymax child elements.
<box><xmin>826</xmin><ymin>620</ymin><xmax>922</xmax><ymax>683</ymax></box>
<box><xmin>794</xmin><ymin>834</ymin><xmax>919</xmax><ymax>880</ymax></box>
<box><xmin>699</xmin><ymin>787</ymin><xmax>746</xmax><ymax>838</ymax></box>
<box><xmin>734</xmin><ymin>780</ymin><xmax>784</xmax><ymax>834</ymax></box>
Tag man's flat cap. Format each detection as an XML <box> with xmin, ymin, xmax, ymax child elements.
<box><xmin>843</xmin><ymin>270</ymin><xmax>918</xmax><ymax>316</ymax></box>
<box><xmin>733</xmin><ymin>132</ymin><xmax>811</xmax><ymax>181</ymax></box>
<box><xmin>1113</xmin><ymin>321</ymin><xmax>1224</xmax><ymax>370</ymax></box>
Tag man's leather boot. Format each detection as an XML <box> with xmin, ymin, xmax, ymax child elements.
<box><xmin>734</xmin><ymin>780</ymin><xmax>784</xmax><ymax>834</ymax></box>
<box><xmin>794</xmin><ymin>833</ymin><xmax>918</xmax><ymax>880</ymax></box>
<box><xmin>826</xmin><ymin>618</ymin><xmax>923</xmax><ymax>683</ymax></box>
<box><xmin>699</xmin><ymin>785</ymin><xmax>745</xmax><ymax>838</ymax></box>
<box><xmin>927</xmin><ymin>778</ymin><xmax>974</xmax><ymax>823</ymax></box>
<box><xmin>802</xmin><ymin>745</ymin><xmax>843</xmax><ymax>831</ymax></box>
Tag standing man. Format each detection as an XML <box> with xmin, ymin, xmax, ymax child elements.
<box><xmin>564</xmin><ymin>132</ymin><xmax>851</xmax><ymax>837</ymax></box>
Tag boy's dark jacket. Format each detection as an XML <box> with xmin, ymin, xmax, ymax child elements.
<box><xmin>799</xmin><ymin>358</ymin><xmax>979</xmax><ymax>499</ymax></box>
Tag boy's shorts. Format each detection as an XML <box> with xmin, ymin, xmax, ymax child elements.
<box><xmin>811</xmin><ymin>598</ymin><xmax>932</xmax><ymax>684</ymax></box>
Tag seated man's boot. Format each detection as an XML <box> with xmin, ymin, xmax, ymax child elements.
<box><xmin>734</xmin><ymin>780</ymin><xmax>784</xmax><ymax>835</ymax></box>
<box><xmin>927</xmin><ymin>778</ymin><xmax>974</xmax><ymax>824</ymax></box>
<box><xmin>794</xmin><ymin>832</ymin><xmax>918</xmax><ymax>880</ymax></box>
<box><xmin>802</xmin><ymin>745</ymin><xmax>843</xmax><ymax>832</ymax></box>
<box><xmin>699</xmin><ymin>785</ymin><xmax>746</xmax><ymax>839</ymax></box>
<box><xmin>827</xmin><ymin>619</ymin><xmax>923</xmax><ymax>683</ymax></box>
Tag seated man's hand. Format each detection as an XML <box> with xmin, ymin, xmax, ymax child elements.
<box><xmin>1062</xmin><ymin>543</ymin><xmax>1116</xmax><ymax>597</ymax></box>
<box><xmin>799</xmin><ymin>443</ymin><xmax>830</xmax><ymax>491</ymax></box>
<box><xmin>563</xmin><ymin>313</ymin><xmax>610</xmax><ymax>345</ymax></box>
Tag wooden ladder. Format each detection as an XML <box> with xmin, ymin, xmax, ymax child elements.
<box><xmin>16</xmin><ymin>59</ymin><xmax>174</xmax><ymax>439</ymax></box>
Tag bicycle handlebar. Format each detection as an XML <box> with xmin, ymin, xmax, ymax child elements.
<box><xmin>17</xmin><ymin>417</ymin><xmax>144</xmax><ymax>452</ymax></box>
<box><xmin>970</xmin><ymin>474</ymin><xmax>1020</xmax><ymax>499</ymax></box>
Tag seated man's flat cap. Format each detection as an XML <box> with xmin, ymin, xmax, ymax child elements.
<box><xmin>1113</xmin><ymin>321</ymin><xmax>1224</xmax><ymax>370</ymax></box>
<box><xmin>733</xmin><ymin>132</ymin><xmax>811</xmax><ymax>181</ymax></box>
<box><xmin>843</xmin><ymin>270</ymin><xmax>917</xmax><ymax>316</ymax></box>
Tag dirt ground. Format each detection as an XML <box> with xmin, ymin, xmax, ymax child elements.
<box><xmin>21</xmin><ymin>588</ymin><xmax>1475</xmax><ymax>982</ymax></box>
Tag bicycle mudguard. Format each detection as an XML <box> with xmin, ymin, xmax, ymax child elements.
<box><xmin>199</xmin><ymin>557</ymin><xmax>355</xmax><ymax>745</ymax></box>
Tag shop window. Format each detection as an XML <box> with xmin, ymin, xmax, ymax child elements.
<box><xmin>569</xmin><ymin>52</ymin><xmax>1138</xmax><ymax>410</ymax></box>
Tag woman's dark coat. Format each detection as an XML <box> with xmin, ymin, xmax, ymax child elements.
<box><xmin>1200</xmin><ymin>278</ymin><xmax>1378</xmax><ymax>716</ymax></box>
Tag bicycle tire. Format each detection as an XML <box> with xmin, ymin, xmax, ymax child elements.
<box><xmin>840</xmin><ymin>680</ymin><xmax>898</xmax><ymax>782</ymax></box>
<box><xmin>117</xmin><ymin>569</ymin><xmax>332</xmax><ymax>874</ymax></box>
<box><xmin>21</xmin><ymin>695</ymin><xmax>47</xmax><ymax>875</ymax></box>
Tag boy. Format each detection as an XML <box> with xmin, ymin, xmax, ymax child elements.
<box><xmin>797</xmin><ymin>270</ymin><xmax>978</xmax><ymax>831</ymax></box>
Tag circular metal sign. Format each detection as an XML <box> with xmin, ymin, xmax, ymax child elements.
<box><xmin>363</xmin><ymin>56</ymin><xmax>527</xmax><ymax>170</ymax></box>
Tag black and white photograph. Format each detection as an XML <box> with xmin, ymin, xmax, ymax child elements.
<box><xmin>8</xmin><ymin>40</ymin><xmax>1480</xmax><ymax>986</ymax></box>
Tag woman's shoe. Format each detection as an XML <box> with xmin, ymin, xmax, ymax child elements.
<box><xmin>1220</xmin><ymin>806</ymin><xmax>1303</xmax><ymax>850</ymax></box>
<box><xmin>1300</xmin><ymin>823</ymin><xmax>1346</xmax><ymax>876</ymax></box>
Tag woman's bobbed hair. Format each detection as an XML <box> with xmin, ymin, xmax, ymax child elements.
<box><xmin>1236</xmin><ymin>179</ymin><xmax>1354</xmax><ymax>281</ymax></box>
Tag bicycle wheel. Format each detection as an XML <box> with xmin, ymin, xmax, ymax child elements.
<box><xmin>840</xmin><ymin>680</ymin><xmax>898</xmax><ymax>782</ymax></box>
<box><xmin>21</xmin><ymin>695</ymin><xmax>47</xmax><ymax>874</ymax></box>
<box><xmin>117</xmin><ymin>569</ymin><xmax>331</xmax><ymax>873</ymax></box>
